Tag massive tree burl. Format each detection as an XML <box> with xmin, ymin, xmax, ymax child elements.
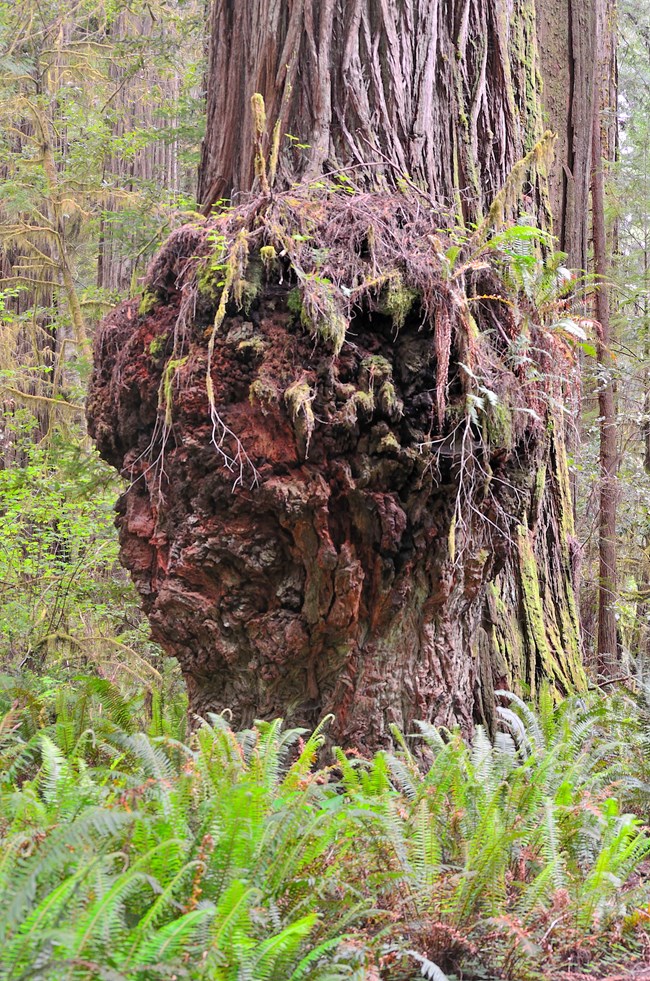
<box><xmin>87</xmin><ymin>191</ymin><xmax>585</xmax><ymax>750</ymax></box>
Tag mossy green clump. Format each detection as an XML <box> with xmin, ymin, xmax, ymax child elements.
<box><xmin>285</xmin><ymin>381</ymin><xmax>313</xmax><ymax>420</ymax></box>
<box><xmin>361</xmin><ymin>356</ymin><xmax>403</xmax><ymax>421</ymax></box>
<box><xmin>138</xmin><ymin>290</ymin><xmax>159</xmax><ymax>318</ymax></box>
<box><xmin>336</xmin><ymin>389</ymin><xmax>376</xmax><ymax>429</ymax></box>
<box><xmin>484</xmin><ymin>400</ymin><xmax>514</xmax><ymax>449</ymax></box>
<box><xmin>287</xmin><ymin>287</ymin><xmax>303</xmax><ymax>316</ymax></box>
<box><xmin>159</xmin><ymin>356</ymin><xmax>188</xmax><ymax>427</ymax></box>
<box><xmin>289</xmin><ymin>276</ymin><xmax>349</xmax><ymax>356</ymax></box>
<box><xmin>238</xmin><ymin>338</ymin><xmax>265</xmax><ymax>357</ymax></box>
<box><xmin>284</xmin><ymin>379</ymin><xmax>315</xmax><ymax>458</ymax></box>
<box><xmin>148</xmin><ymin>334</ymin><xmax>168</xmax><ymax>359</ymax></box>
<box><xmin>260</xmin><ymin>245</ymin><xmax>277</xmax><ymax>271</ymax></box>
<box><xmin>238</xmin><ymin>259</ymin><xmax>263</xmax><ymax>312</ymax></box>
<box><xmin>249</xmin><ymin>377</ymin><xmax>279</xmax><ymax>411</ymax></box>
<box><xmin>361</xmin><ymin>355</ymin><xmax>392</xmax><ymax>381</ymax></box>
<box><xmin>378</xmin><ymin>432</ymin><xmax>400</xmax><ymax>454</ymax></box>
<box><xmin>352</xmin><ymin>390</ymin><xmax>375</xmax><ymax>416</ymax></box>
<box><xmin>377</xmin><ymin>380</ymin><xmax>403</xmax><ymax>421</ymax></box>
<box><xmin>317</xmin><ymin>311</ymin><xmax>347</xmax><ymax>355</ymax></box>
<box><xmin>382</xmin><ymin>275</ymin><xmax>419</xmax><ymax>330</ymax></box>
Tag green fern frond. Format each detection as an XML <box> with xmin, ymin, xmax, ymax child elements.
<box><xmin>130</xmin><ymin>906</ymin><xmax>215</xmax><ymax>968</ymax></box>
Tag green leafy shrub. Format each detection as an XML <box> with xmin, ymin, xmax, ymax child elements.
<box><xmin>0</xmin><ymin>425</ymin><xmax>159</xmax><ymax>687</ymax></box>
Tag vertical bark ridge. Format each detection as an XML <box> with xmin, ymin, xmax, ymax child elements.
<box><xmin>591</xmin><ymin>0</ymin><xmax>618</xmax><ymax>674</ymax></box>
<box><xmin>199</xmin><ymin>0</ymin><xmax>550</xmax><ymax>224</ymax></box>
<box><xmin>536</xmin><ymin>0</ymin><xmax>598</xmax><ymax>265</ymax></box>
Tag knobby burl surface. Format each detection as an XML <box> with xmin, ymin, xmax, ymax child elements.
<box><xmin>88</xmin><ymin>234</ymin><xmax>583</xmax><ymax>751</ymax></box>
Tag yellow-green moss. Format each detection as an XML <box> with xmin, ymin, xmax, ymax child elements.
<box><xmin>287</xmin><ymin>287</ymin><xmax>303</xmax><ymax>316</ymax></box>
<box><xmin>291</xmin><ymin>276</ymin><xmax>348</xmax><ymax>355</ymax></box>
<box><xmin>284</xmin><ymin>380</ymin><xmax>315</xmax><ymax>457</ymax></box>
<box><xmin>550</xmin><ymin>421</ymin><xmax>576</xmax><ymax>547</ymax></box>
<box><xmin>548</xmin><ymin>424</ymin><xmax>584</xmax><ymax>684</ymax></box>
<box><xmin>447</xmin><ymin>513</ymin><xmax>458</xmax><ymax>563</ymax></box>
<box><xmin>336</xmin><ymin>388</ymin><xmax>376</xmax><ymax>428</ymax></box>
<box><xmin>260</xmin><ymin>245</ymin><xmax>277</xmax><ymax>271</ymax></box>
<box><xmin>359</xmin><ymin>356</ymin><xmax>403</xmax><ymax>419</ymax></box>
<box><xmin>238</xmin><ymin>259</ymin><xmax>263</xmax><ymax>312</ymax></box>
<box><xmin>249</xmin><ymin>377</ymin><xmax>279</xmax><ymax>411</ymax></box>
<box><xmin>139</xmin><ymin>291</ymin><xmax>159</xmax><ymax>318</ymax></box>
<box><xmin>517</xmin><ymin>523</ymin><xmax>551</xmax><ymax>698</ymax></box>
<box><xmin>362</xmin><ymin>354</ymin><xmax>392</xmax><ymax>380</ymax></box>
<box><xmin>377</xmin><ymin>380</ymin><xmax>403</xmax><ymax>420</ymax></box>
<box><xmin>484</xmin><ymin>400</ymin><xmax>514</xmax><ymax>449</ymax></box>
<box><xmin>378</xmin><ymin>432</ymin><xmax>400</xmax><ymax>454</ymax></box>
<box><xmin>490</xmin><ymin>585</ymin><xmax>525</xmax><ymax>689</ymax></box>
<box><xmin>159</xmin><ymin>356</ymin><xmax>188</xmax><ymax>427</ymax></box>
<box><xmin>196</xmin><ymin>232</ymin><xmax>228</xmax><ymax>301</ymax></box>
<box><xmin>317</xmin><ymin>311</ymin><xmax>347</xmax><ymax>355</ymax></box>
<box><xmin>238</xmin><ymin>338</ymin><xmax>265</xmax><ymax>357</ymax></box>
<box><xmin>352</xmin><ymin>390</ymin><xmax>375</xmax><ymax>415</ymax></box>
<box><xmin>516</xmin><ymin>522</ymin><xmax>584</xmax><ymax>695</ymax></box>
<box><xmin>148</xmin><ymin>334</ymin><xmax>168</xmax><ymax>358</ymax></box>
<box><xmin>529</xmin><ymin>462</ymin><xmax>546</xmax><ymax>526</ymax></box>
<box><xmin>382</xmin><ymin>275</ymin><xmax>419</xmax><ymax>329</ymax></box>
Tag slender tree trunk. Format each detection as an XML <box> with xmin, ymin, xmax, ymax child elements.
<box><xmin>641</xmin><ymin>235</ymin><xmax>650</xmax><ymax>474</ymax></box>
<box><xmin>38</xmin><ymin>128</ymin><xmax>89</xmax><ymax>353</ymax></box>
<box><xmin>591</xmin><ymin>0</ymin><xmax>619</xmax><ymax>675</ymax></box>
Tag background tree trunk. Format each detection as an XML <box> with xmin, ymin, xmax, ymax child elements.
<box><xmin>536</xmin><ymin>0</ymin><xmax>598</xmax><ymax>268</ymax></box>
<box><xmin>592</xmin><ymin>0</ymin><xmax>619</xmax><ymax>674</ymax></box>
<box><xmin>89</xmin><ymin>0</ymin><xmax>597</xmax><ymax>750</ymax></box>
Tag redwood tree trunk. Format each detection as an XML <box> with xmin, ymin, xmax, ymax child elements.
<box><xmin>199</xmin><ymin>0</ymin><xmax>550</xmax><ymax>220</ymax></box>
<box><xmin>89</xmin><ymin>0</ymin><xmax>596</xmax><ymax>750</ymax></box>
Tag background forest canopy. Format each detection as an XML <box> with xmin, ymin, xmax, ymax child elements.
<box><xmin>2</xmin><ymin>0</ymin><xmax>650</xmax><ymax>978</ymax></box>
<box><xmin>0</xmin><ymin>0</ymin><xmax>205</xmax><ymax>681</ymax></box>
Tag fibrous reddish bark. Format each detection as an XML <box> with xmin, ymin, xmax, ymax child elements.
<box><xmin>536</xmin><ymin>0</ymin><xmax>600</xmax><ymax>269</ymax></box>
<box><xmin>198</xmin><ymin>0</ymin><xmax>549</xmax><ymax>221</ymax></box>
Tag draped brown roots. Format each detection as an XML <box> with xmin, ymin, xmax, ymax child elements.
<box><xmin>87</xmin><ymin>188</ymin><xmax>585</xmax><ymax>751</ymax></box>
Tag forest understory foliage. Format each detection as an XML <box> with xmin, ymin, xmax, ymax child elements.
<box><xmin>4</xmin><ymin>672</ymin><xmax>650</xmax><ymax>981</ymax></box>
